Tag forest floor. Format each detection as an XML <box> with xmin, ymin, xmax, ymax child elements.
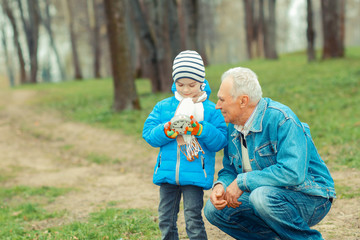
<box><xmin>0</xmin><ymin>89</ymin><xmax>359</xmax><ymax>239</ymax></box>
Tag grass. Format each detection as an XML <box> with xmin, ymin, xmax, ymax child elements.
<box><xmin>0</xmin><ymin>186</ymin><xmax>160</xmax><ymax>239</ymax></box>
<box><xmin>17</xmin><ymin>47</ymin><xmax>360</xmax><ymax>169</ymax></box>
<box><xmin>0</xmin><ymin>186</ymin><xmax>70</xmax><ymax>238</ymax></box>
<box><xmin>25</xmin><ymin>208</ymin><xmax>161</xmax><ymax>240</ymax></box>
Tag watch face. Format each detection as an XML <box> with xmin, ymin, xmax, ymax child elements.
<box><xmin>170</xmin><ymin>115</ymin><xmax>191</xmax><ymax>134</ymax></box>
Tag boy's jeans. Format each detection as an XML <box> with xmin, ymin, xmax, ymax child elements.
<box><xmin>204</xmin><ymin>186</ymin><xmax>332</xmax><ymax>240</ymax></box>
<box><xmin>158</xmin><ymin>183</ymin><xmax>207</xmax><ymax>240</ymax></box>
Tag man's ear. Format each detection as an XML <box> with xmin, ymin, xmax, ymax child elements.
<box><xmin>237</xmin><ymin>95</ymin><xmax>250</xmax><ymax>108</ymax></box>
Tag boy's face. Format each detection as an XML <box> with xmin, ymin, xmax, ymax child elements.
<box><xmin>175</xmin><ymin>78</ymin><xmax>202</xmax><ymax>98</ymax></box>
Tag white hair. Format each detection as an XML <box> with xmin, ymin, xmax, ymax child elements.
<box><xmin>221</xmin><ymin>67</ymin><xmax>262</xmax><ymax>103</ymax></box>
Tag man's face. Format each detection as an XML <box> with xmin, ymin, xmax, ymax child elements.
<box><xmin>216</xmin><ymin>76</ymin><xmax>243</xmax><ymax>124</ymax></box>
<box><xmin>175</xmin><ymin>78</ymin><xmax>202</xmax><ymax>98</ymax></box>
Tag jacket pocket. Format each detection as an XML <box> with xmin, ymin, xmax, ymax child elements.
<box><xmin>255</xmin><ymin>142</ymin><xmax>277</xmax><ymax>168</ymax></box>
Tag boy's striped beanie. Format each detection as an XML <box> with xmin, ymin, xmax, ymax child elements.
<box><xmin>172</xmin><ymin>50</ymin><xmax>205</xmax><ymax>83</ymax></box>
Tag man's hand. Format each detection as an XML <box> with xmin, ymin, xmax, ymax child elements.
<box><xmin>210</xmin><ymin>184</ymin><xmax>228</xmax><ymax>210</ymax></box>
<box><xmin>224</xmin><ymin>180</ymin><xmax>243</xmax><ymax>208</ymax></box>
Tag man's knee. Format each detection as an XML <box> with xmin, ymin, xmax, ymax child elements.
<box><xmin>249</xmin><ymin>186</ymin><xmax>274</xmax><ymax>213</ymax></box>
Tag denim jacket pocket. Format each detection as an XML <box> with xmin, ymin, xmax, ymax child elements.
<box><xmin>255</xmin><ymin>142</ymin><xmax>277</xmax><ymax>169</ymax></box>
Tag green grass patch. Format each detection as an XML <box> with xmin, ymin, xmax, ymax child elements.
<box><xmin>86</xmin><ymin>152</ymin><xmax>123</xmax><ymax>164</ymax></box>
<box><xmin>334</xmin><ymin>184</ymin><xmax>360</xmax><ymax>199</ymax></box>
<box><xmin>0</xmin><ymin>186</ymin><xmax>70</xmax><ymax>239</ymax></box>
<box><xmin>16</xmin><ymin>208</ymin><xmax>160</xmax><ymax>240</ymax></box>
<box><xmin>16</xmin><ymin>47</ymin><xmax>360</xmax><ymax>169</ymax></box>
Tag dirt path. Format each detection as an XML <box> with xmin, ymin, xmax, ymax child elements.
<box><xmin>0</xmin><ymin>89</ymin><xmax>359</xmax><ymax>239</ymax></box>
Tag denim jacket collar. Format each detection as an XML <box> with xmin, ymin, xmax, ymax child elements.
<box><xmin>231</xmin><ymin>98</ymin><xmax>267</xmax><ymax>138</ymax></box>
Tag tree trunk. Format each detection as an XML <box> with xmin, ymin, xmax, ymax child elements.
<box><xmin>42</xmin><ymin>0</ymin><xmax>66</xmax><ymax>80</ymax></box>
<box><xmin>167</xmin><ymin>0</ymin><xmax>182</xmax><ymax>60</ymax></box>
<box><xmin>243</xmin><ymin>0</ymin><xmax>255</xmax><ymax>59</ymax></box>
<box><xmin>183</xmin><ymin>0</ymin><xmax>197</xmax><ymax>50</ymax></box>
<box><xmin>104</xmin><ymin>0</ymin><xmax>140</xmax><ymax>111</ymax></box>
<box><xmin>0</xmin><ymin>19</ymin><xmax>15</xmax><ymax>87</ymax></box>
<box><xmin>129</xmin><ymin>0</ymin><xmax>161</xmax><ymax>92</ymax></box>
<box><xmin>18</xmin><ymin>0</ymin><xmax>40</xmax><ymax>83</ymax></box>
<box><xmin>306</xmin><ymin>0</ymin><xmax>316</xmax><ymax>62</ymax></box>
<box><xmin>2</xmin><ymin>0</ymin><xmax>27</xmax><ymax>84</ymax></box>
<box><xmin>244</xmin><ymin>0</ymin><xmax>264</xmax><ymax>59</ymax></box>
<box><xmin>321</xmin><ymin>0</ymin><xmax>345</xmax><ymax>59</ymax></box>
<box><xmin>64</xmin><ymin>0</ymin><xmax>83</xmax><ymax>79</ymax></box>
<box><xmin>263</xmin><ymin>0</ymin><xmax>278</xmax><ymax>59</ymax></box>
<box><xmin>88</xmin><ymin>0</ymin><xmax>102</xmax><ymax>78</ymax></box>
<box><xmin>181</xmin><ymin>0</ymin><xmax>208</xmax><ymax>65</ymax></box>
<box><xmin>152</xmin><ymin>0</ymin><xmax>172</xmax><ymax>92</ymax></box>
<box><xmin>257</xmin><ymin>0</ymin><xmax>265</xmax><ymax>58</ymax></box>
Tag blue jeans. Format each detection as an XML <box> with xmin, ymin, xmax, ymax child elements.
<box><xmin>158</xmin><ymin>183</ymin><xmax>207</xmax><ymax>240</ymax></box>
<box><xmin>204</xmin><ymin>186</ymin><xmax>332</xmax><ymax>240</ymax></box>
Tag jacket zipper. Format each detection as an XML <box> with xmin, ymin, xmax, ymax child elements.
<box><xmin>155</xmin><ymin>153</ymin><xmax>161</xmax><ymax>174</ymax></box>
<box><xmin>201</xmin><ymin>155</ymin><xmax>207</xmax><ymax>178</ymax></box>
<box><xmin>176</xmin><ymin>146</ymin><xmax>180</xmax><ymax>185</ymax></box>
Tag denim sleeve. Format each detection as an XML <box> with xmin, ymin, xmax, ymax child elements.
<box><xmin>142</xmin><ymin>102</ymin><xmax>175</xmax><ymax>147</ymax></box>
<box><xmin>197</xmin><ymin>109</ymin><xmax>228</xmax><ymax>152</ymax></box>
<box><xmin>213</xmin><ymin>145</ymin><xmax>238</xmax><ymax>188</ymax></box>
<box><xmin>237</xmin><ymin>118</ymin><xmax>308</xmax><ymax>192</ymax></box>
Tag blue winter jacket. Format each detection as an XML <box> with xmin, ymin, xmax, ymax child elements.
<box><xmin>143</xmin><ymin>80</ymin><xmax>228</xmax><ymax>190</ymax></box>
<box><xmin>215</xmin><ymin>98</ymin><xmax>336</xmax><ymax>199</ymax></box>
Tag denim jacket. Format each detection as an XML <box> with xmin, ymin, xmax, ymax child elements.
<box><xmin>215</xmin><ymin>98</ymin><xmax>336</xmax><ymax>199</ymax></box>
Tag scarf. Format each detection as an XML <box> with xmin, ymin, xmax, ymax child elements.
<box><xmin>173</xmin><ymin>91</ymin><xmax>207</xmax><ymax>161</ymax></box>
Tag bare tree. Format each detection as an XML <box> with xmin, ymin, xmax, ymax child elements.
<box><xmin>167</xmin><ymin>0</ymin><xmax>182</xmax><ymax>60</ymax></box>
<box><xmin>104</xmin><ymin>0</ymin><xmax>140</xmax><ymax>111</ymax></box>
<box><xmin>64</xmin><ymin>0</ymin><xmax>83</xmax><ymax>79</ymax></box>
<box><xmin>321</xmin><ymin>0</ymin><xmax>345</xmax><ymax>59</ymax></box>
<box><xmin>263</xmin><ymin>0</ymin><xmax>278</xmax><ymax>59</ymax></box>
<box><xmin>243</xmin><ymin>0</ymin><xmax>278</xmax><ymax>60</ymax></box>
<box><xmin>18</xmin><ymin>0</ymin><xmax>40</xmax><ymax>83</ymax></box>
<box><xmin>1</xmin><ymin>0</ymin><xmax>27</xmax><ymax>84</ymax></box>
<box><xmin>306</xmin><ymin>0</ymin><xmax>316</xmax><ymax>62</ymax></box>
<box><xmin>0</xmin><ymin>14</ymin><xmax>15</xmax><ymax>87</ymax></box>
<box><xmin>130</xmin><ymin>0</ymin><xmax>160</xmax><ymax>92</ymax></box>
<box><xmin>152</xmin><ymin>0</ymin><xmax>173</xmax><ymax>92</ymax></box>
<box><xmin>41</xmin><ymin>0</ymin><xmax>66</xmax><ymax>80</ymax></box>
<box><xmin>243</xmin><ymin>0</ymin><xmax>264</xmax><ymax>59</ymax></box>
<box><xmin>180</xmin><ymin>0</ymin><xmax>208</xmax><ymax>64</ymax></box>
<box><xmin>88</xmin><ymin>0</ymin><xmax>102</xmax><ymax>78</ymax></box>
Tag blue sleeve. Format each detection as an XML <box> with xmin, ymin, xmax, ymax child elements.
<box><xmin>197</xmin><ymin>108</ymin><xmax>228</xmax><ymax>152</ymax></box>
<box><xmin>142</xmin><ymin>102</ymin><xmax>175</xmax><ymax>147</ymax></box>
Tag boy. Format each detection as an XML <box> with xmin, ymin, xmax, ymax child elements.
<box><xmin>143</xmin><ymin>50</ymin><xmax>227</xmax><ymax>239</ymax></box>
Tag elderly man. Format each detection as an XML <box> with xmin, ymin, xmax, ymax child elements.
<box><xmin>204</xmin><ymin>67</ymin><xmax>335</xmax><ymax>240</ymax></box>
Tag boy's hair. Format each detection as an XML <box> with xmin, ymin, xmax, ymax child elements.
<box><xmin>172</xmin><ymin>50</ymin><xmax>205</xmax><ymax>83</ymax></box>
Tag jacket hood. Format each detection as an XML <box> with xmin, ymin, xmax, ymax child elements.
<box><xmin>171</xmin><ymin>79</ymin><xmax>211</xmax><ymax>99</ymax></box>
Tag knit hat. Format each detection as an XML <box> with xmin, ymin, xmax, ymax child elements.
<box><xmin>172</xmin><ymin>50</ymin><xmax>205</xmax><ymax>83</ymax></box>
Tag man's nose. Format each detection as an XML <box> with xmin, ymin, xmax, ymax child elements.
<box><xmin>215</xmin><ymin>101</ymin><xmax>220</xmax><ymax>109</ymax></box>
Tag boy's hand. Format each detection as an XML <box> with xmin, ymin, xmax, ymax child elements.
<box><xmin>184</xmin><ymin>115</ymin><xmax>203</xmax><ymax>136</ymax></box>
<box><xmin>164</xmin><ymin>122</ymin><xmax>179</xmax><ymax>139</ymax></box>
